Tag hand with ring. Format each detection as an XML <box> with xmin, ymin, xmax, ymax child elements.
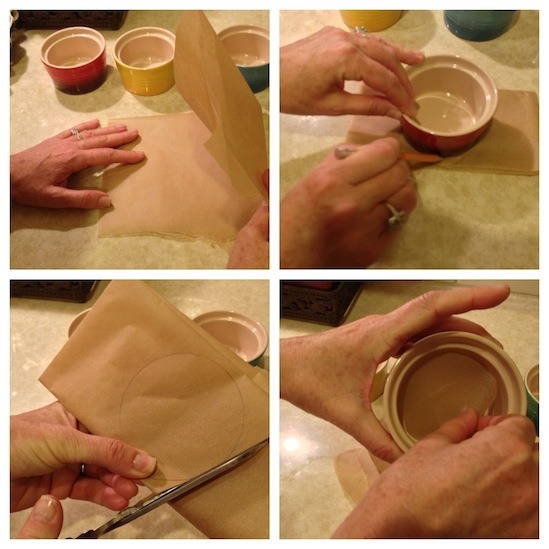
<box><xmin>280</xmin><ymin>137</ymin><xmax>416</xmax><ymax>268</ymax></box>
<box><xmin>10</xmin><ymin>118</ymin><xmax>145</xmax><ymax>210</ymax></box>
<box><xmin>11</xmin><ymin>402</ymin><xmax>157</xmax><ymax>538</ymax></box>
<box><xmin>227</xmin><ymin>170</ymin><xmax>270</xmax><ymax>269</ymax></box>
<box><xmin>280</xmin><ymin>26</ymin><xmax>424</xmax><ymax>117</ymax></box>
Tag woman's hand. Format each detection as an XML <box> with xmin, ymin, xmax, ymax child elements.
<box><xmin>10</xmin><ymin>119</ymin><xmax>145</xmax><ymax>209</ymax></box>
<box><xmin>280</xmin><ymin>138</ymin><xmax>416</xmax><ymax>268</ymax></box>
<box><xmin>281</xmin><ymin>285</ymin><xmax>511</xmax><ymax>462</ymax></box>
<box><xmin>228</xmin><ymin>170</ymin><xmax>269</xmax><ymax>269</ymax></box>
<box><xmin>334</xmin><ymin>408</ymin><xmax>538</xmax><ymax>538</ymax></box>
<box><xmin>11</xmin><ymin>402</ymin><xmax>157</xmax><ymax>514</ymax></box>
<box><xmin>280</xmin><ymin>27</ymin><xmax>423</xmax><ymax>117</ymax></box>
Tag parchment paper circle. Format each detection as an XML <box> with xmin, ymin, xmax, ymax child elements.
<box><xmin>118</xmin><ymin>353</ymin><xmax>245</xmax><ymax>481</ymax></box>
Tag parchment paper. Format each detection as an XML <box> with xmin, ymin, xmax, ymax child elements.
<box><xmin>174</xmin><ymin>10</ymin><xmax>268</xmax><ymax>199</ymax></box>
<box><xmin>347</xmin><ymin>90</ymin><xmax>538</xmax><ymax>175</ymax></box>
<box><xmin>334</xmin><ymin>448</ymin><xmax>391</xmax><ymax>505</ymax></box>
<box><xmin>39</xmin><ymin>281</ymin><xmax>269</xmax><ymax>538</ymax></box>
<box><xmin>99</xmin><ymin>112</ymin><xmax>261</xmax><ymax>244</ymax></box>
<box><xmin>98</xmin><ymin>10</ymin><xmax>268</xmax><ymax>243</ymax></box>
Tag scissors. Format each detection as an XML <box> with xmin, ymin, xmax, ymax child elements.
<box><xmin>71</xmin><ymin>437</ymin><xmax>269</xmax><ymax>538</ymax></box>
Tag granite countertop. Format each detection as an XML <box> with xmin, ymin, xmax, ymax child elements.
<box><xmin>10</xmin><ymin>279</ymin><xmax>269</xmax><ymax>539</ymax></box>
<box><xmin>10</xmin><ymin>10</ymin><xmax>269</xmax><ymax>269</ymax></box>
<box><xmin>280</xmin><ymin>10</ymin><xmax>539</xmax><ymax>268</ymax></box>
<box><xmin>279</xmin><ymin>280</ymin><xmax>538</xmax><ymax>538</ymax></box>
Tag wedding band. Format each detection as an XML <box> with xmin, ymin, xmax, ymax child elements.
<box><xmin>385</xmin><ymin>202</ymin><xmax>406</xmax><ymax>231</ymax></box>
<box><xmin>80</xmin><ymin>463</ymin><xmax>86</xmax><ymax>476</ymax></box>
<box><xmin>334</xmin><ymin>147</ymin><xmax>357</xmax><ymax>159</ymax></box>
<box><xmin>355</xmin><ymin>26</ymin><xmax>369</xmax><ymax>39</ymax></box>
<box><xmin>71</xmin><ymin>128</ymin><xmax>84</xmax><ymax>140</ymax></box>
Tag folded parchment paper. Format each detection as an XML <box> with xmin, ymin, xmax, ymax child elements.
<box><xmin>347</xmin><ymin>90</ymin><xmax>538</xmax><ymax>175</ymax></box>
<box><xmin>99</xmin><ymin>11</ymin><xmax>268</xmax><ymax>244</ymax></box>
<box><xmin>40</xmin><ymin>281</ymin><xmax>269</xmax><ymax>538</ymax></box>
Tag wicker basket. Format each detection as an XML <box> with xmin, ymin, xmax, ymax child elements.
<box><xmin>10</xmin><ymin>281</ymin><xmax>98</xmax><ymax>303</ymax></box>
<box><xmin>15</xmin><ymin>10</ymin><xmax>128</xmax><ymax>30</ymax></box>
<box><xmin>281</xmin><ymin>281</ymin><xmax>363</xmax><ymax>326</ymax></box>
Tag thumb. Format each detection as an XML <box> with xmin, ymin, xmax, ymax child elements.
<box><xmin>421</xmin><ymin>406</ymin><xmax>480</xmax><ymax>449</ymax></box>
<box><xmin>18</xmin><ymin>495</ymin><xmax>63</xmax><ymax>539</ymax></box>
<box><xmin>66</xmin><ymin>430</ymin><xmax>157</xmax><ymax>479</ymax></box>
<box><xmin>248</xmin><ymin>203</ymin><xmax>269</xmax><ymax>241</ymax></box>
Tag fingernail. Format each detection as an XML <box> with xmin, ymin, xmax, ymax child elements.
<box><xmin>32</xmin><ymin>496</ymin><xmax>58</xmax><ymax>523</ymax></box>
<box><xmin>387</xmin><ymin>109</ymin><xmax>402</xmax><ymax>120</ymax></box>
<box><xmin>460</xmin><ymin>405</ymin><xmax>471</xmax><ymax>414</ymax></box>
<box><xmin>98</xmin><ymin>196</ymin><xmax>112</xmax><ymax>209</ymax></box>
<box><xmin>133</xmin><ymin>453</ymin><xmax>157</xmax><ymax>474</ymax></box>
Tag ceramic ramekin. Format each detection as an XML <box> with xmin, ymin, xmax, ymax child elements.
<box><xmin>383</xmin><ymin>331</ymin><xmax>527</xmax><ymax>451</ymax></box>
<box><xmin>218</xmin><ymin>25</ymin><xmax>269</xmax><ymax>93</ymax></box>
<box><xmin>113</xmin><ymin>26</ymin><xmax>175</xmax><ymax>96</ymax></box>
<box><xmin>340</xmin><ymin>10</ymin><xmax>402</xmax><ymax>31</ymax></box>
<box><xmin>525</xmin><ymin>364</ymin><xmax>539</xmax><ymax>436</ymax></box>
<box><xmin>401</xmin><ymin>55</ymin><xmax>498</xmax><ymax>156</ymax></box>
<box><xmin>193</xmin><ymin>310</ymin><xmax>268</xmax><ymax>366</ymax></box>
<box><xmin>40</xmin><ymin>26</ymin><xmax>107</xmax><ymax>94</ymax></box>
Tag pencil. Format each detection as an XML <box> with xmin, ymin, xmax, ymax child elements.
<box><xmin>401</xmin><ymin>152</ymin><xmax>443</xmax><ymax>163</ymax></box>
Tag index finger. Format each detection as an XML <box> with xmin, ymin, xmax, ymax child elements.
<box><xmin>351</xmin><ymin>34</ymin><xmax>416</xmax><ymax>99</ymax></box>
<box><xmin>379</xmin><ymin>285</ymin><xmax>511</xmax><ymax>357</ymax></box>
<box><xmin>476</xmin><ymin>414</ymin><xmax>537</xmax><ymax>446</ymax></box>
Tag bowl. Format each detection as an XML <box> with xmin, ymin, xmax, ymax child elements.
<box><xmin>401</xmin><ymin>55</ymin><xmax>498</xmax><ymax>156</ymax></box>
<box><xmin>340</xmin><ymin>10</ymin><xmax>402</xmax><ymax>31</ymax></box>
<box><xmin>383</xmin><ymin>331</ymin><xmax>527</xmax><ymax>451</ymax></box>
<box><xmin>525</xmin><ymin>364</ymin><xmax>539</xmax><ymax>436</ymax></box>
<box><xmin>40</xmin><ymin>26</ymin><xmax>107</xmax><ymax>94</ymax></box>
<box><xmin>444</xmin><ymin>10</ymin><xmax>516</xmax><ymax>42</ymax></box>
<box><xmin>67</xmin><ymin>308</ymin><xmax>92</xmax><ymax>337</ymax></box>
<box><xmin>193</xmin><ymin>310</ymin><xmax>268</xmax><ymax>365</ymax></box>
<box><xmin>218</xmin><ymin>25</ymin><xmax>269</xmax><ymax>93</ymax></box>
<box><xmin>113</xmin><ymin>26</ymin><xmax>175</xmax><ymax>96</ymax></box>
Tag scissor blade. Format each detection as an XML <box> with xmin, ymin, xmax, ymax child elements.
<box><xmin>74</xmin><ymin>437</ymin><xmax>268</xmax><ymax>538</ymax></box>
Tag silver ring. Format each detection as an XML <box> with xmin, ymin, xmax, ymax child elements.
<box><xmin>334</xmin><ymin>147</ymin><xmax>357</xmax><ymax>160</ymax></box>
<box><xmin>385</xmin><ymin>202</ymin><xmax>406</xmax><ymax>231</ymax></box>
<box><xmin>355</xmin><ymin>26</ymin><xmax>369</xmax><ymax>39</ymax></box>
<box><xmin>71</xmin><ymin>128</ymin><xmax>84</xmax><ymax>141</ymax></box>
<box><xmin>80</xmin><ymin>463</ymin><xmax>86</xmax><ymax>476</ymax></box>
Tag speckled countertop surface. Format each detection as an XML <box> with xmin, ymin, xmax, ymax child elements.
<box><xmin>280</xmin><ymin>10</ymin><xmax>538</xmax><ymax>268</ymax></box>
<box><xmin>10</xmin><ymin>279</ymin><xmax>269</xmax><ymax>539</ymax></box>
<box><xmin>10</xmin><ymin>10</ymin><xmax>269</xmax><ymax>269</ymax></box>
<box><xmin>280</xmin><ymin>280</ymin><xmax>538</xmax><ymax>538</ymax></box>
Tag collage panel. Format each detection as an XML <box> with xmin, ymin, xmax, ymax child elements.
<box><xmin>8</xmin><ymin>5</ymin><xmax>542</xmax><ymax>542</ymax></box>
<box><xmin>279</xmin><ymin>279</ymin><xmax>539</xmax><ymax>538</ymax></box>
<box><xmin>279</xmin><ymin>9</ymin><xmax>538</xmax><ymax>269</ymax></box>
<box><xmin>10</xmin><ymin>9</ymin><xmax>269</xmax><ymax>270</ymax></box>
<box><xmin>10</xmin><ymin>279</ymin><xmax>269</xmax><ymax>539</ymax></box>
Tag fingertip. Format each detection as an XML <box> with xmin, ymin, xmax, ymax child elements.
<box><xmin>132</xmin><ymin>452</ymin><xmax>157</xmax><ymax>476</ymax></box>
<box><xmin>132</xmin><ymin>150</ymin><xmax>146</xmax><ymax>162</ymax></box>
<box><xmin>97</xmin><ymin>196</ymin><xmax>112</xmax><ymax>209</ymax></box>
